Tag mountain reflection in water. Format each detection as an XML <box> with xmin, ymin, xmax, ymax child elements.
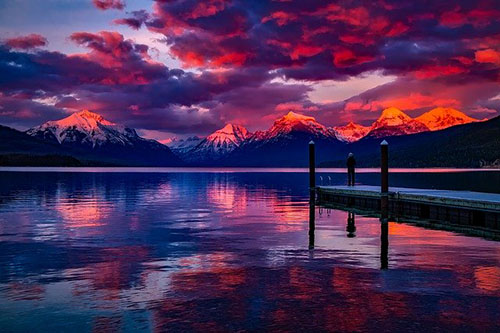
<box><xmin>0</xmin><ymin>170</ymin><xmax>499</xmax><ymax>332</ymax></box>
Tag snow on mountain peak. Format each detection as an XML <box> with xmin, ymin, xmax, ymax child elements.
<box><xmin>368</xmin><ymin>107</ymin><xmax>429</xmax><ymax>138</ymax></box>
<box><xmin>166</xmin><ymin>136</ymin><xmax>202</xmax><ymax>155</ymax></box>
<box><xmin>415</xmin><ymin>107</ymin><xmax>478</xmax><ymax>131</ymax></box>
<box><xmin>282</xmin><ymin>111</ymin><xmax>316</xmax><ymax>122</ymax></box>
<box><xmin>263</xmin><ymin>111</ymin><xmax>335</xmax><ymax>140</ymax></box>
<box><xmin>373</xmin><ymin>107</ymin><xmax>413</xmax><ymax>127</ymax></box>
<box><xmin>27</xmin><ymin>109</ymin><xmax>137</xmax><ymax>147</ymax></box>
<box><xmin>182</xmin><ymin>124</ymin><xmax>252</xmax><ymax>161</ymax></box>
<box><xmin>206</xmin><ymin>124</ymin><xmax>250</xmax><ymax>145</ymax></box>
<box><xmin>334</xmin><ymin>122</ymin><xmax>371</xmax><ymax>142</ymax></box>
<box><xmin>56</xmin><ymin>109</ymin><xmax>116</xmax><ymax>129</ymax></box>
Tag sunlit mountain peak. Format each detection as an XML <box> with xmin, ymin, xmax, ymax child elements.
<box><xmin>263</xmin><ymin>111</ymin><xmax>335</xmax><ymax>139</ymax></box>
<box><xmin>334</xmin><ymin>122</ymin><xmax>371</xmax><ymax>142</ymax></box>
<box><xmin>416</xmin><ymin>107</ymin><xmax>479</xmax><ymax>131</ymax></box>
<box><xmin>368</xmin><ymin>107</ymin><xmax>429</xmax><ymax>138</ymax></box>
<box><xmin>207</xmin><ymin>124</ymin><xmax>250</xmax><ymax>144</ymax></box>
<box><xmin>26</xmin><ymin>109</ymin><xmax>138</xmax><ymax>147</ymax></box>
<box><xmin>180</xmin><ymin>124</ymin><xmax>252</xmax><ymax>162</ymax></box>
<box><xmin>281</xmin><ymin>111</ymin><xmax>317</xmax><ymax>122</ymax></box>
<box><xmin>374</xmin><ymin>107</ymin><xmax>413</xmax><ymax>126</ymax></box>
<box><xmin>55</xmin><ymin>110</ymin><xmax>116</xmax><ymax>129</ymax></box>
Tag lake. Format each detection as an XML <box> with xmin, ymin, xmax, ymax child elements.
<box><xmin>0</xmin><ymin>169</ymin><xmax>499</xmax><ymax>331</ymax></box>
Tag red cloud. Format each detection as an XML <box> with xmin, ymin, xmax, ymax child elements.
<box><xmin>385</xmin><ymin>22</ymin><xmax>409</xmax><ymax>37</ymax></box>
<box><xmin>262</xmin><ymin>11</ymin><xmax>298</xmax><ymax>26</ymax></box>
<box><xmin>290</xmin><ymin>45</ymin><xmax>323</xmax><ymax>60</ymax></box>
<box><xmin>69</xmin><ymin>31</ymin><xmax>164</xmax><ymax>84</ymax></box>
<box><xmin>323</xmin><ymin>5</ymin><xmax>370</xmax><ymax>27</ymax></box>
<box><xmin>92</xmin><ymin>0</ymin><xmax>124</xmax><ymax>11</ymax></box>
<box><xmin>475</xmin><ymin>49</ymin><xmax>500</xmax><ymax>66</ymax></box>
<box><xmin>177</xmin><ymin>51</ymin><xmax>205</xmax><ymax>68</ymax></box>
<box><xmin>188</xmin><ymin>0</ymin><xmax>229</xmax><ymax>19</ymax></box>
<box><xmin>339</xmin><ymin>34</ymin><xmax>375</xmax><ymax>46</ymax></box>
<box><xmin>5</xmin><ymin>34</ymin><xmax>48</xmax><ymax>49</ymax></box>
<box><xmin>211</xmin><ymin>52</ymin><xmax>248</xmax><ymax>67</ymax></box>
<box><xmin>145</xmin><ymin>0</ymin><xmax>500</xmax><ymax>83</ymax></box>
<box><xmin>333</xmin><ymin>48</ymin><xmax>375</xmax><ymax>68</ymax></box>
<box><xmin>440</xmin><ymin>9</ymin><xmax>467</xmax><ymax>27</ymax></box>
<box><xmin>172</xmin><ymin>49</ymin><xmax>249</xmax><ymax>68</ymax></box>
<box><xmin>414</xmin><ymin>64</ymin><xmax>467</xmax><ymax>79</ymax></box>
<box><xmin>440</xmin><ymin>6</ymin><xmax>500</xmax><ymax>28</ymax></box>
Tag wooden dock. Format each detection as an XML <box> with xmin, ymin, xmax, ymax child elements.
<box><xmin>316</xmin><ymin>185</ymin><xmax>500</xmax><ymax>230</ymax></box>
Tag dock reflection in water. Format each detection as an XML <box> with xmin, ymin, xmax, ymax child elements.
<box><xmin>0</xmin><ymin>171</ymin><xmax>500</xmax><ymax>331</ymax></box>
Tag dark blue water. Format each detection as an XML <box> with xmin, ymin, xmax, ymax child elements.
<box><xmin>0</xmin><ymin>169</ymin><xmax>500</xmax><ymax>332</ymax></box>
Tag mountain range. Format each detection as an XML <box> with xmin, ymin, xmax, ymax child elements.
<box><xmin>0</xmin><ymin>107</ymin><xmax>496</xmax><ymax>167</ymax></box>
<box><xmin>320</xmin><ymin>115</ymin><xmax>500</xmax><ymax>168</ymax></box>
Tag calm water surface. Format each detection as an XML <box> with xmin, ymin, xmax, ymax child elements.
<box><xmin>0</xmin><ymin>169</ymin><xmax>500</xmax><ymax>332</ymax></box>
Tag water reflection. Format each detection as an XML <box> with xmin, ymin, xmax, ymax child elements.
<box><xmin>381</xmin><ymin>220</ymin><xmax>389</xmax><ymax>270</ymax></box>
<box><xmin>309</xmin><ymin>201</ymin><xmax>315</xmax><ymax>250</ymax></box>
<box><xmin>347</xmin><ymin>211</ymin><xmax>356</xmax><ymax>238</ymax></box>
<box><xmin>0</xmin><ymin>171</ymin><xmax>499</xmax><ymax>331</ymax></box>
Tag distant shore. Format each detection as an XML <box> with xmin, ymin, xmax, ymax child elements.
<box><xmin>0</xmin><ymin>166</ymin><xmax>499</xmax><ymax>173</ymax></box>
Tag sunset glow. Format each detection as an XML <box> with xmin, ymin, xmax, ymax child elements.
<box><xmin>0</xmin><ymin>0</ymin><xmax>498</xmax><ymax>142</ymax></box>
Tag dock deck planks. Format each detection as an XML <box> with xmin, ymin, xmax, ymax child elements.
<box><xmin>317</xmin><ymin>185</ymin><xmax>500</xmax><ymax>212</ymax></box>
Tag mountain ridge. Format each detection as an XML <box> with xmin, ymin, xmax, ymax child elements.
<box><xmin>1</xmin><ymin>107</ymin><xmax>492</xmax><ymax>167</ymax></box>
<box><xmin>24</xmin><ymin>110</ymin><xmax>182</xmax><ymax>166</ymax></box>
<box><xmin>179</xmin><ymin>124</ymin><xmax>252</xmax><ymax>163</ymax></box>
<box><xmin>415</xmin><ymin>107</ymin><xmax>478</xmax><ymax>131</ymax></box>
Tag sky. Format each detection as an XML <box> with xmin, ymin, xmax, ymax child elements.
<box><xmin>0</xmin><ymin>0</ymin><xmax>499</xmax><ymax>141</ymax></box>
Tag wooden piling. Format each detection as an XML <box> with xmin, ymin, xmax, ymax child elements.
<box><xmin>308</xmin><ymin>141</ymin><xmax>316</xmax><ymax>249</ymax></box>
<box><xmin>380</xmin><ymin>140</ymin><xmax>389</xmax><ymax>221</ymax></box>
<box><xmin>381</xmin><ymin>140</ymin><xmax>389</xmax><ymax>193</ymax></box>
<box><xmin>309</xmin><ymin>141</ymin><xmax>315</xmax><ymax>190</ymax></box>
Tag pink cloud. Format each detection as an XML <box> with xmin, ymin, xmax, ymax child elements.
<box><xmin>92</xmin><ymin>0</ymin><xmax>124</xmax><ymax>11</ymax></box>
<box><xmin>5</xmin><ymin>34</ymin><xmax>47</xmax><ymax>50</ymax></box>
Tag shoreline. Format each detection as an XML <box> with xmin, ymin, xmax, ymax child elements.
<box><xmin>0</xmin><ymin>166</ymin><xmax>499</xmax><ymax>173</ymax></box>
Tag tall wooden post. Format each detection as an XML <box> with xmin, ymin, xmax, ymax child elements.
<box><xmin>381</xmin><ymin>140</ymin><xmax>388</xmax><ymax>193</ymax></box>
<box><xmin>308</xmin><ymin>141</ymin><xmax>316</xmax><ymax>250</ymax></box>
<box><xmin>309</xmin><ymin>141</ymin><xmax>316</xmax><ymax>195</ymax></box>
<box><xmin>380</xmin><ymin>140</ymin><xmax>389</xmax><ymax>221</ymax></box>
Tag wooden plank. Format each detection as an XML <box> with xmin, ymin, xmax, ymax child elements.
<box><xmin>317</xmin><ymin>185</ymin><xmax>500</xmax><ymax>212</ymax></box>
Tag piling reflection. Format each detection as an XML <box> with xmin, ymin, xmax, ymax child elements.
<box><xmin>346</xmin><ymin>211</ymin><xmax>356</xmax><ymax>238</ymax></box>
<box><xmin>381</xmin><ymin>220</ymin><xmax>389</xmax><ymax>270</ymax></box>
<box><xmin>309</xmin><ymin>201</ymin><xmax>315</xmax><ymax>249</ymax></box>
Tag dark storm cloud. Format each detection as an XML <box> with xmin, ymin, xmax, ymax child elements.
<box><xmin>143</xmin><ymin>0</ymin><xmax>499</xmax><ymax>81</ymax></box>
<box><xmin>114</xmin><ymin>10</ymin><xmax>150</xmax><ymax>30</ymax></box>
<box><xmin>0</xmin><ymin>32</ymin><xmax>274</xmax><ymax>132</ymax></box>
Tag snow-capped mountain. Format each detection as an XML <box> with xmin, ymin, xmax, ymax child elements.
<box><xmin>26</xmin><ymin>110</ymin><xmax>181</xmax><ymax>166</ymax></box>
<box><xmin>224</xmin><ymin>112</ymin><xmax>342</xmax><ymax>166</ymax></box>
<box><xmin>27</xmin><ymin>110</ymin><xmax>139</xmax><ymax>147</ymax></box>
<box><xmin>367</xmin><ymin>107</ymin><xmax>429</xmax><ymax>138</ymax></box>
<box><xmin>166</xmin><ymin>136</ymin><xmax>202</xmax><ymax>155</ymax></box>
<box><xmin>203</xmin><ymin>124</ymin><xmax>250</xmax><ymax>151</ymax></box>
<box><xmin>253</xmin><ymin>111</ymin><xmax>336</xmax><ymax>142</ymax></box>
<box><xmin>415</xmin><ymin>107</ymin><xmax>479</xmax><ymax>131</ymax></box>
<box><xmin>3</xmin><ymin>107</ymin><xmax>489</xmax><ymax>167</ymax></box>
<box><xmin>182</xmin><ymin>124</ymin><xmax>252</xmax><ymax>162</ymax></box>
<box><xmin>334</xmin><ymin>122</ymin><xmax>371</xmax><ymax>142</ymax></box>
